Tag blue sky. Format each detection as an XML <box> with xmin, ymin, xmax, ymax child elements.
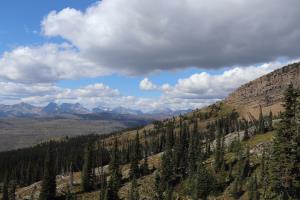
<box><xmin>0</xmin><ymin>0</ymin><xmax>299</xmax><ymax>111</ymax></box>
<box><xmin>0</xmin><ymin>0</ymin><xmax>213</xmax><ymax>99</ymax></box>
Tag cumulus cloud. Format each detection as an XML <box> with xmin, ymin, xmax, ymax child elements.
<box><xmin>139</xmin><ymin>78</ymin><xmax>157</xmax><ymax>90</ymax></box>
<box><xmin>0</xmin><ymin>43</ymin><xmax>109</xmax><ymax>83</ymax></box>
<box><xmin>41</xmin><ymin>0</ymin><xmax>300</xmax><ymax>75</ymax></box>
<box><xmin>1</xmin><ymin>0</ymin><xmax>300</xmax><ymax>83</ymax></box>
<box><xmin>147</xmin><ymin>59</ymin><xmax>299</xmax><ymax>103</ymax></box>
<box><xmin>1</xmin><ymin>0</ymin><xmax>300</xmax><ymax>111</ymax></box>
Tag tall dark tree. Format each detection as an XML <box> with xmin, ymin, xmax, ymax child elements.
<box><xmin>81</xmin><ymin>144</ymin><xmax>94</xmax><ymax>192</ymax></box>
<box><xmin>214</xmin><ymin>119</ymin><xmax>224</xmax><ymax>172</ymax></box>
<box><xmin>248</xmin><ymin>175</ymin><xmax>259</xmax><ymax>200</ymax></box>
<box><xmin>39</xmin><ymin>143</ymin><xmax>56</xmax><ymax>200</ymax></box>
<box><xmin>268</xmin><ymin>110</ymin><xmax>273</xmax><ymax>131</ymax></box>
<box><xmin>129</xmin><ymin>131</ymin><xmax>141</xmax><ymax>179</ymax></box>
<box><xmin>161</xmin><ymin>145</ymin><xmax>174</xmax><ymax>190</ymax></box>
<box><xmin>141</xmin><ymin>136</ymin><xmax>149</xmax><ymax>175</ymax></box>
<box><xmin>106</xmin><ymin>138</ymin><xmax>122</xmax><ymax>200</ymax></box>
<box><xmin>154</xmin><ymin>172</ymin><xmax>164</xmax><ymax>200</ymax></box>
<box><xmin>243</xmin><ymin>120</ymin><xmax>250</xmax><ymax>141</ymax></box>
<box><xmin>165</xmin><ymin>186</ymin><xmax>174</xmax><ymax>200</ymax></box>
<box><xmin>258</xmin><ymin>105</ymin><xmax>265</xmax><ymax>134</ymax></box>
<box><xmin>187</xmin><ymin>130</ymin><xmax>197</xmax><ymax>175</ymax></box>
<box><xmin>270</xmin><ymin>84</ymin><xmax>298</xmax><ymax>198</ymax></box>
<box><xmin>193</xmin><ymin>162</ymin><xmax>210</xmax><ymax>200</ymax></box>
<box><xmin>9</xmin><ymin>181</ymin><xmax>16</xmax><ymax>200</ymax></box>
<box><xmin>2</xmin><ymin>175</ymin><xmax>9</xmax><ymax>200</ymax></box>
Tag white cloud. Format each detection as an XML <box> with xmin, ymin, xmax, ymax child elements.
<box><xmin>139</xmin><ymin>78</ymin><xmax>157</xmax><ymax>90</ymax></box>
<box><xmin>0</xmin><ymin>0</ymin><xmax>299</xmax><ymax>83</ymax></box>
<box><xmin>0</xmin><ymin>59</ymin><xmax>298</xmax><ymax>111</ymax></box>
<box><xmin>0</xmin><ymin>43</ymin><xmax>109</xmax><ymax>83</ymax></box>
<box><xmin>41</xmin><ymin>0</ymin><xmax>300</xmax><ymax>75</ymax></box>
<box><xmin>145</xmin><ymin>59</ymin><xmax>300</xmax><ymax>106</ymax></box>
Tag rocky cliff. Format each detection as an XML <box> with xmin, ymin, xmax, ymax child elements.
<box><xmin>224</xmin><ymin>62</ymin><xmax>300</xmax><ymax>118</ymax></box>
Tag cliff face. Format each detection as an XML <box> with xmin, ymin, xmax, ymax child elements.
<box><xmin>224</xmin><ymin>62</ymin><xmax>300</xmax><ymax>117</ymax></box>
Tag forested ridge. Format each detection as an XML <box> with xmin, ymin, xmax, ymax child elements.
<box><xmin>1</xmin><ymin>84</ymin><xmax>300</xmax><ymax>200</ymax></box>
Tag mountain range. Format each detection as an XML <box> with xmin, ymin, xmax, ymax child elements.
<box><xmin>0</xmin><ymin>102</ymin><xmax>191</xmax><ymax>119</ymax></box>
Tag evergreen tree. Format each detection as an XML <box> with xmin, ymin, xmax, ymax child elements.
<box><xmin>242</xmin><ymin>146</ymin><xmax>251</xmax><ymax>179</ymax></box>
<box><xmin>270</xmin><ymin>84</ymin><xmax>298</xmax><ymax>198</ymax></box>
<box><xmin>106</xmin><ymin>138</ymin><xmax>121</xmax><ymax>200</ymax></box>
<box><xmin>9</xmin><ymin>181</ymin><xmax>16</xmax><ymax>200</ymax></box>
<box><xmin>231</xmin><ymin>150</ymin><xmax>243</xmax><ymax>199</ymax></box>
<box><xmin>128</xmin><ymin>176</ymin><xmax>139</xmax><ymax>200</ymax></box>
<box><xmin>39</xmin><ymin>143</ymin><xmax>56</xmax><ymax>200</ymax></box>
<box><xmin>2</xmin><ymin>176</ymin><xmax>9</xmax><ymax>200</ymax></box>
<box><xmin>154</xmin><ymin>172</ymin><xmax>164</xmax><ymax>200</ymax></box>
<box><xmin>268</xmin><ymin>110</ymin><xmax>273</xmax><ymax>131</ymax></box>
<box><xmin>230</xmin><ymin>177</ymin><xmax>242</xmax><ymax>199</ymax></box>
<box><xmin>214</xmin><ymin>119</ymin><xmax>224</xmax><ymax>172</ymax></box>
<box><xmin>187</xmin><ymin>130</ymin><xmax>197</xmax><ymax>176</ymax></box>
<box><xmin>141</xmin><ymin>138</ymin><xmax>149</xmax><ymax>175</ymax></box>
<box><xmin>99</xmin><ymin>166</ymin><xmax>107</xmax><ymax>200</ymax></box>
<box><xmin>260</xmin><ymin>149</ymin><xmax>268</xmax><ymax>197</ymax></box>
<box><xmin>129</xmin><ymin>131</ymin><xmax>141</xmax><ymax>179</ymax></box>
<box><xmin>243</xmin><ymin>120</ymin><xmax>250</xmax><ymax>141</ymax></box>
<box><xmin>248</xmin><ymin>175</ymin><xmax>259</xmax><ymax>200</ymax></box>
<box><xmin>193</xmin><ymin>162</ymin><xmax>210</xmax><ymax>200</ymax></box>
<box><xmin>258</xmin><ymin>105</ymin><xmax>265</xmax><ymax>134</ymax></box>
<box><xmin>161</xmin><ymin>146</ymin><xmax>174</xmax><ymax>190</ymax></box>
<box><xmin>293</xmin><ymin>88</ymin><xmax>300</xmax><ymax>198</ymax></box>
<box><xmin>165</xmin><ymin>186</ymin><xmax>174</xmax><ymax>200</ymax></box>
<box><xmin>166</xmin><ymin>122</ymin><xmax>175</xmax><ymax>149</ymax></box>
<box><xmin>81</xmin><ymin>144</ymin><xmax>94</xmax><ymax>192</ymax></box>
<box><xmin>177</xmin><ymin>122</ymin><xmax>189</xmax><ymax>178</ymax></box>
<box><xmin>65</xmin><ymin>185</ymin><xmax>75</xmax><ymax>200</ymax></box>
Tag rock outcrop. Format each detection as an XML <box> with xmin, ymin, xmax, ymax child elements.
<box><xmin>224</xmin><ymin>62</ymin><xmax>300</xmax><ymax>117</ymax></box>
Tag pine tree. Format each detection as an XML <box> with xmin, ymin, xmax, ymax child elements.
<box><xmin>258</xmin><ymin>105</ymin><xmax>265</xmax><ymax>134</ymax></box>
<box><xmin>188</xmin><ymin>125</ymin><xmax>198</xmax><ymax>174</ymax></box>
<box><xmin>268</xmin><ymin>110</ymin><xmax>273</xmax><ymax>131</ymax></box>
<box><xmin>243</xmin><ymin>120</ymin><xmax>250</xmax><ymax>141</ymax></box>
<box><xmin>293</xmin><ymin>88</ymin><xmax>300</xmax><ymax>198</ymax></box>
<box><xmin>166</xmin><ymin>121</ymin><xmax>174</xmax><ymax>149</ymax></box>
<box><xmin>65</xmin><ymin>185</ymin><xmax>75</xmax><ymax>200</ymax></box>
<box><xmin>161</xmin><ymin>146</ymin><xmax>174</xmax><ymax>190</ymax></box>
<box><xmin>214</xmin><ymin>119</ymin><xmax>224</xmax><ymax>172</ymax></box>
<box><xmin>39</xmin><ymin>143</ymin><xmax>56</xmax><ymax>200</ymax></box>
<box><xmin>106</xmin><ymin>138</ymin><xmax>121</xmax><ymax>200</ymax></box>
<box><xmin>177</xmin><ymin>122</ymin><xmax>189</xmax><ymax>178</ymax></box>
<box><xmin>9</xmin><ymin>181</ymin><xmax>16</xmax><ymax>200</ymax></box>
<box><xmin>81</xmin><ymin>144</ymin><xmax>94</xmax><ymax>192</ymax></box>
<box><xmin>248</xmin><ymin>175</ymin><xmax>259</xmax><ymax>200</ymax></box>
<box><xmin>270</xmin><ymin>84</ymin><xmax>298</xmax><ymax>198</ymax></box>
<box><xmin>154</xmin><ymin>172</ymin><xmax>164</xmax><ymax>200</ymax></box>
<box><xmin>230</xmin><ymin>177</ymin><xmax>242</xmax><ymax>199</ymax></box>
<box><xmin>141</xmin><ymin>138</ymin><xmax>149</xmax><ymax>175</ymax></box>
<box><xmin>164</xmin><ymin>186</ymin><xmax>174</xmax><ymax>200</ymax></box>
<box><xmin>2</xmin><ymin>176</ymin><xmax>9</xmax><ymax>200</ymax></box>
<box><xmin>242</xmin><ymin>146</ymin><xmax>251</xmax><ymax>179</ymax></box>
<box><xmin>128</xmin><ymin>176</ymin><xmax>139</xmax><ymax>200</ymax></box>
<box><xmin>231</xmin><ymin>150</ymin><xmax>243</xmax><ymax>199</ymax></box>
<box><xmin>260</xmin><ymin>149</ymin><xmax>268</xmax><ymax>197</ymax></box>
<box><xmin>193</xmin><ymin>162</ymin><xmax>210</xmax><ymax>200</ymax></box>
<box><xmin>129</xmin><ymin>131</ymin><xmax>141</xmax><ymax>179</ymax></box>
<box><xmin>99</xmin><ymin>165</ymin><xmax>107</xmax><ymax>200</ymax></box>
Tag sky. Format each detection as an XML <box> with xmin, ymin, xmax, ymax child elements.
<box><xmin>0</xmin><ymin>0</ymin><xmax>299</xmax><ymax>112</ymax></box>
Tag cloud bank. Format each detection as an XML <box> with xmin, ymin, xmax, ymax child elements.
<box><xmin>0</xmin><ymin>0</ymin><xmax>300</xmax><ymax>110</ymax></box>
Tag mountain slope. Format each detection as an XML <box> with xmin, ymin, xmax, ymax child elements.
<box><xmin>224</xmin><ymin>62</ymin><xmax>300</xmax><ymax>117</ymax></box>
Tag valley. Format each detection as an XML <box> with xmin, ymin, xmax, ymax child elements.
<box><xmin>1</xmin><ymin>63</ymin><xmax>299</xmax><ymax>200</ymax></box>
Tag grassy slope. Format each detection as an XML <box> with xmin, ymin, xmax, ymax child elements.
<box><xmin>14</xmin><ymin>128</ymin><xmax>275</xmax><ymax>200</ymax></box>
